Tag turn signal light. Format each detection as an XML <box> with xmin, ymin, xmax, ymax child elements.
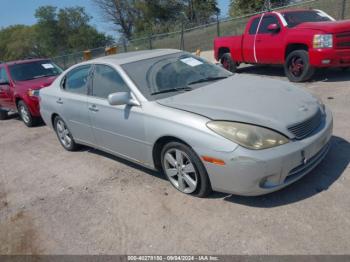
<box><xmin>202</xmin><ymin>156</ymin><xmax>225</xmax><ymax>166</ymax></box>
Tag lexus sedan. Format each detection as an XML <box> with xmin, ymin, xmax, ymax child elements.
<box><xmin>40</xmin><ymin>49</ymin><xmax>333</xmax><ymax>197</ymax></box>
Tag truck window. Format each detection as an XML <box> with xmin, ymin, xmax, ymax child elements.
<box><xmin>258</xmin><ymin>16</ymin><xmax>280</xmax><ymax>34</ymax></box>
<box><xmin>249</xmin><ymin>18</ymin><xmax>260</xmax><ymax>35</ymax></box>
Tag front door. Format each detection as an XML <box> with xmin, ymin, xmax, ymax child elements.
<box><xmin>255</xmin><ymin>15</ymin><xmax>285</xmax><ymax>64</ymax></box>
<box><xmin>88</xmin><ymin>64</ymin><xmax>148</xmax><ymax>164</ymax></box>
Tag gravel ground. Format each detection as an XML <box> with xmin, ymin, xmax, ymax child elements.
<box><xmin>0</xmin><ymin>62</ymin><xmax>349</xmax><ymax>255</ymax></box>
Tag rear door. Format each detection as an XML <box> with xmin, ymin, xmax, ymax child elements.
<box><xmin>255</xmin><ymin>15</ymin><xmax>285</xmax><ymax>64</ymax></box>
<box><xmin>0</xmin><ymin>66</ymin><xmax>14</xmax><ymax>110</ymax></box>
<box><xmin>87</xmin><ymin>64</ymin><xmax>148</xmax><ymax>163</ymax></box>
<box><xmin>58</xmin><ymin>65</ymin><xmax>95</xmax><ymax>145</ymax></box>
<box><xmin>242</xmin><ymin>17</ymin><xmax>260</xmax><ymax>63</ymax></box>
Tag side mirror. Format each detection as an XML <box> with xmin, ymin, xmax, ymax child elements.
<box><xmin>108</xmin><ymin>92</ymin><xmax>140</xmax><ymax>106</ymax></box>
<box><xmin>267</xmin><ymin>23</ymin><xmax>280</xmax><ymax>33</ymax></box>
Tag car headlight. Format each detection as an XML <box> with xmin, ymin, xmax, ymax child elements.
<box><xmin>313</xmin><ymin>34</ymin><xmax>333</xmax><ymax>48</ymax></box>
<box><xmin>207</xmin><ymin>121</ymin><xmax>289</xmax><ymax>150</ymax></box>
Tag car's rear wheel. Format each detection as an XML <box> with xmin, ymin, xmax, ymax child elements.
<box><xmin>221</xmin><ymin>53</ymin><xmax>237</xmax><ymax>73</ymax></box>
<box><xmin>0</xmin><ymin>109</ymin><xmax>8</xmax><ymax>120</ymax></box>
<box><xmin>285</xmin><ymin>50</ymin><xmax>315</xmax><ymax>82</ymax></box>
<box><xmin>54</xmin><ymin>116</ymin><xmax>79</xmax><ymax>151</ymax></box>
<box><xmin>17</xmin><ymin>100</ymin><xmax>39</xmax><ymax>127</ymax></box>
<box><xmin>161</xmin><ymin>142</ymin><xmax>212</xmax><ymax>197</ymax></box>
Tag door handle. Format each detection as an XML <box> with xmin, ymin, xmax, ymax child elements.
<box><xmin>88</xmin><ymin>104</ymin><xmax>99</xmax><ymax>112</ymax></box>
<box><xmin>56</xmin><ymin>98</ymin><xmax>63</xmax><ymax>104</ymax></box>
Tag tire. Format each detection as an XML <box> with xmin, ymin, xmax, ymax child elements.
<box><xmin>221</xmin><ymin>53</ymin><xmax>237</xmax><ymax>73</ymax></box>
<box><xmin>161</xmin><ymin>141</ymin><xmax>212</xmax><ymax>197</ymax></box>
<box><xmin>284</xmin><ymin>50</ymin><xmax>315</xmax><ymax>82</ymax></box>
<box><xmin>0</xmin><ymin>109</ymin><xmax>7</xmax><ymax>120</ymax></box>
<box><xmin>53</xmin><ymin>116</ymin><xmax>79</xmax><ymax>151</ymax></box>
<box><xmin>17</xmin><ymin>100</ymin><xmax>39</xmax><ymax>127</ymax></box>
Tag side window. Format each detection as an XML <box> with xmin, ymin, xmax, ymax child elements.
<box><xmin>249</xmin><ymin>18</ymin><xmax>260</xmax><ymax>35</ymax></box>
<box><xmin>63</xmin><ymin>65</ymin><xmax>91</xmax><ymax>95</ymax></box>
<box><xmin>92</xmin><ymin>64</ymin><xmax>129</xmax><ymax>99</ymax></box>
<box><xmin>0</xmin><ymin>67</ymin><xmax>9</xmax><ymax>83</ymax></box>
<box><xmin>258</xmin><ymin>15</ymin><xmax>280</xmax><ymax>34</ymax></box>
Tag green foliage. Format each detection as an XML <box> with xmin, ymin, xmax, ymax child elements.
<box><xmin>0</xmin><ymin>5</ymin><xmax>112</xmax><ymax>61</ymax></box>
<box><xmin>229</xmin><ymin>0</ymin><xmax>290</xmax><ymax>17</ymax></box>
<box><xmin>94</xmin><ymin>0</ymin><xmax>219</xmax><ymax>39</ymax></box>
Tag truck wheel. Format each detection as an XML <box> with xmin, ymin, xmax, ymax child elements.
<box><xmin>221</xmin><ymin>53</ymin><xmax>237</xmax><ymax>73</ymax></box>
<box><xmin>17</xmin><ymin>100</ymin><xmax>39</xmax><ymax>127</ymax></box>
<box><xmin>0</xmin><ymin>109</ymin><xmax>7</xmax><ymax>120</ymax></box>
<box><xmin>285</xmin><ymin>50</ymin><xmax>315</xmax><ymax>82</ymax></box>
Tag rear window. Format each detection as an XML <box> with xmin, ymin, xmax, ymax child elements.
<box><xmin>9</xmin><ymin>60</ymin><xmax>62</xmax><ymax>81</ymax></box>
<box><xmin>283</xmin><ymin>10</ymin><xmax>333</xmax><ymax>28</ymax></box>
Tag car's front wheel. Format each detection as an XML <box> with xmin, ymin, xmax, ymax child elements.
<box><xmin>17</xmin><ymin>100</ymin><xmax>39</xmax><ymax>127</ymax></box>
<box><xmin>161</xmin><ymin>142</ymin><xmax>212</xmax><ymax>197</ymax></box>
<box><xmin>54</xmin><ymin>116</ymin><xmax>79</xmax><ymax>151</ymax></box>
<box><xmin>0</xmin><ymin>109</ymin><xmax>8</xmax><ymax>120</ymax></box>
<box><xmin>285</xmin><ymin>50</ymin><xmax>315</xmax><ymax>82</ymax></box>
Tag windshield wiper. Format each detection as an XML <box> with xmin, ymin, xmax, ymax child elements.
<box><xmin>32</xmin><ymin>74</ymin><xmax>57</xmax><ymax>79</ymax></box>
<box><xmin>151</xmin><ymin>87</ymin><xmax>192</xmax><ymax>95</ymax></box>
<box><xmin>187</xmin><ymin>76</ymin><xmax>230</xmax><ymax>86</ymax></box>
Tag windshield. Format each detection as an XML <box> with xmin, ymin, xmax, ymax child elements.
<box><xmin>122</xmin><ymin>52</ymin><xmax>232</xmax><ymax>100</ymax></box>
<box><xmin>9</xmin><ymin>60</ymin><xmax>63</xmax><ymax>81</ymax></box>
<box><xmin>283</xmin><ymin>10</ymin><xmax>333</xmax><ymax>28</ymax></box>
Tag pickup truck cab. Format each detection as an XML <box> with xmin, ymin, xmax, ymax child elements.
<box><xmin>214</xmin><ymin>9</ymin><xmax>350</xmax><ymax>82</ymax></box>
<box><xmin>0</xmin><ymin>59</ymin><xmax>62</xmax><ymax>126</ymax></box>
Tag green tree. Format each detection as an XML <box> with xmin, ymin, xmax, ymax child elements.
<box><xmin>185</xmin><ymin>0</ymin><xmax>219</xmax><ymax>25</ymax></box>
<box><xmin>92</xmin><ymin>0</ymin><xmax>137</xmax><ymax>40</ymax></box>
<box><xmin>0</xmin><ymin>25</ymin><xmax>41</xmax><ymax>61</ymax></box>
<box><xmin>35</xmin><ymin>6</ymin><xmax>112</xmax><ymax>56</ymax></box>
<box><xmin>229</xmin><ymin>0</ymin><xmax>290</xmax><ymax>17</ymax></box>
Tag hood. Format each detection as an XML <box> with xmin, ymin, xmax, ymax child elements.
<box><xmin>157</xmin><ymin>74</ymin><xmax>320</xmax><ymax>137</ymax></box>
<box><xmin>15</xmin><ymin>76</ymin><xmax>57</xmax><ymax>90</ymax></box>
<box><xmin>295</xmin><ymin>20</ymin><xmax>350</xmax><ymax>33</ymax></box>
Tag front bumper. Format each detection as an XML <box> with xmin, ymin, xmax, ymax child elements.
<box><xmin>195</xmin><ymin>108</ymin><xmax>333</xmax><ymax>196</ymax></box>
<box><xmin>309</xmin><ymin>48</ymin><xmax>350</xmax><ymax>67</ymax></box>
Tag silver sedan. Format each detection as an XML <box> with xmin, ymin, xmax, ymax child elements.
<box><xmin>40</xmin><ymin>49</ymin><xmax>333</xmax><ymax>197</ymax></box>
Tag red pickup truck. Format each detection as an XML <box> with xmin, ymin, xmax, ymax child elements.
<box><xmin>0</xmin><ymin>59</ymin><xmax>62</xmax><ymax>127</ymax></box>
<box><xmin>214</xmin><ymin>9</ymin><xmax>350</xmax><ymax>82</ymax></box>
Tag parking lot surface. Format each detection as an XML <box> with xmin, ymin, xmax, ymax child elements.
<box><xmin>1</xmin><ymin>66</ymin><xmax>350</xmax><ymax>255</ymax></box>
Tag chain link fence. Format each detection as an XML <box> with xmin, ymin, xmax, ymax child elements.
<box><xmin>52</xmin><ymin>0</ymin><xmax>350</xmax><ymax>69</ymax></box>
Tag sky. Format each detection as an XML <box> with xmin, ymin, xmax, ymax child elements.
<box><xmin>0</xmin><ymin>0</ymin><xmax>230</xmax><ymax>36</ymax></box>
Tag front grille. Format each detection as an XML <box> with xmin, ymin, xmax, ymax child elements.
<box><xmin>335</xmin><ymin>32</ymin><xmax>350</xmax><ymax>49</ymax></box>
<box><xmin>286</xmin><ymin>142</ymin><xmax>330</xmax><ymax>183</ymax></box>
<box><xmin>287</xmin><ymin>109</ymin><xmax>322</xmax><ymax>139</ymax></box>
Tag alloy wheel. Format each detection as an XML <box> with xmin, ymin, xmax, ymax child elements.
<box><xmin>289</xmin><ymin>56</ymin><xmax>304</xmax><ymax>77</ymax></box>
<box><xmin>163</xmin><ymin>148</ymin><xmax>198</xmax><ymax>194</ymax></box>
<box><xmin>19</xmin><ymin>105</ymin><xmax>30</xmax><ymax>124</ymax></box>
<box><xmin>56</xmin><ymin>119</ymin><xmax>73</xmax><ymax>148</ymax></box>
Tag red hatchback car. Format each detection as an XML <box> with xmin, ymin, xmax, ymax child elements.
<box><xmin>0</xmin><ymin>59</ymin><xmax>62</xmax><ymax>126</ymax></box>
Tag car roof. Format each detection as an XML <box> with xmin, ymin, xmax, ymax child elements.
<box><xmin>92</xmin><ymin>49</ymin><xmax>182</xmax><ymax>65</ymax></box>
<box><xmin>279</xmin><ymin>9</ymin><xmax>315</xmax><ymax>14</ymax></box>
<box><xmin>251</xmin><ymin>8</ymin><xmax>315</xmax><ymax>19</ymax></box>
<box><xmin>4</xmin><ymin>58</ymin><xmax>50</xmax><ymax>66</ymax></box>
